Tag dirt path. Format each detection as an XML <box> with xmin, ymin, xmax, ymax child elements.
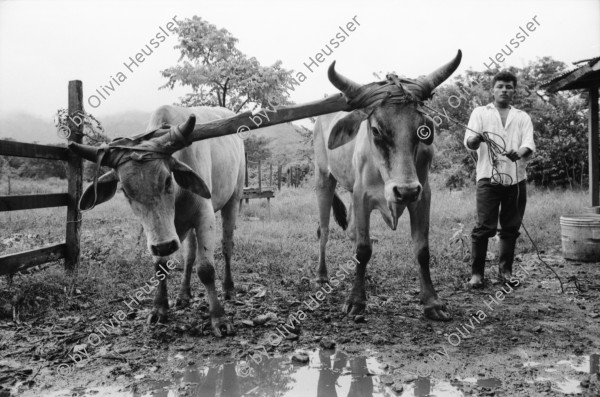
<box><xmin>2</xmin><ymin>249</ymin><xmax>600</xmax><ymax>396</ymax></box>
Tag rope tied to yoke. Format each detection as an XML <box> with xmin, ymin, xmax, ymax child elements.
<box><xmin>345</xmin><ymin>74</ymin><xmax>433</xmax><ymax>112</ymax></box>
<box><xmin>343</xmin><ymin>73</ymin><xmax>436</xmax><ymax>133</ymax></box>
<box><xmin>418</xmin><ymin>102</ymin><xmax>513</xmax><ymax>185</ymax></box>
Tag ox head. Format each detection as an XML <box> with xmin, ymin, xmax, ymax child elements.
<box><xmin>69</xmin><ymin>115</ymin><xmax>210</xmax><ymax>257</ymax></box>
<box><xmin>327</xmin><ymin>51</ymin><xmax>461</xmax><ymax>222</ymax></box>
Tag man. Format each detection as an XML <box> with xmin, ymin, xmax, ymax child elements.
<box><xmin>464</xmin><ymin>70</ymin><xmax>535</xmax><ymax>288</ymax></box>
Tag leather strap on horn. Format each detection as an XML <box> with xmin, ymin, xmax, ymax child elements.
<box><xmin>168</xmin><ymin>122</ymin><xmax>192</xmax><ymax>148</ymax></box>
<box><xmin>82</xmin><ymin>148</ymin><xmax>107</xmax><ymax>212</ymax></box>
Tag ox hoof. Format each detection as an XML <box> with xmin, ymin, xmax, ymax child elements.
<box><xmin>211</xmin><ymin>316</ymin><xmax>235</xmax><ymax>337</ymax></box>
<box><xmin>424</xmin><ymin>301</ymin><xmax>452</xmax><ymax>322</ymax></box>
<box><xmin>342</xmin><ymin>298</ymin><xmax>366</xmax><ymax>317</ymax></box>
<box><xmin>467</xmin><ymin>275</ymin><xmax>485</xmax><ymax>289</ymax></box>
<box><xmin>147</xmin><ymin>308</ymin><xmax>168</xmax><ymax>325</ymax></box>
<box><xmin>222</xmin><ymin>282</ymin><xmax>235</xmax><ymax>300</ymax></box>
<box><xmin>311</xmin><ymin>277</ymin><xmax>329</xmax><ymax>291</ymax></box>
<box><xmin>175</xmin><ymin>297</ymin><xmax>191</xmax><ymax>309</ymax></box>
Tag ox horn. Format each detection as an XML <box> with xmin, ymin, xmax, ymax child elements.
<box><xmin>328</xmin><ymin>61</ymin><xmax>362</xmax><ymax>99</ymax></box>
<box><xmin>149</xmin><ymin>114</ymin><xmax>197</xmax><ymax>153</ymax></box>
<box><xmin>68</xmin><ymin>142</ymin><xmax>101</xmax><ymax>163</ymax></box>
<box><xmin>418</xmin><ymin>50</ymin><xmax>463</xmax><ymax>96</ymax></box>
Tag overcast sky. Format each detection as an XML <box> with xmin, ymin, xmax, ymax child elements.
<box><xmin>0</xmin><ymin>0</ymin><xmax>598</xmax><ymax>121</ymax></box>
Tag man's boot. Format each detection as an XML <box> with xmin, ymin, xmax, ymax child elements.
<box><xmin>468</xmin><ymin>238</ymin><xmax>488</xmax><ymax>288</ymax></box>
<box><xmin>498</xmin><ymin>237</ymin><xmax>517</xmax><ymax>283</ymax></box>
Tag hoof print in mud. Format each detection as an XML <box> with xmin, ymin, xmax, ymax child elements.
<box><xmin>147</xmin><ymin>310</ymin><xmax>168</xmax><ymax>325</ymax></box>
<box><xmin>211</xmin><ymin>317</ymin><xmax>235</xmax><ymax>337</ymax></box>
<box><xmin>175</xmin><ymin>298</ymin><xmax>191</xmax><ymax>310</ymax></box>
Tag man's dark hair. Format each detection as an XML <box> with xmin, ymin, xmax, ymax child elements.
<box><xmin>492</xmin><ymin>71</ymin><xmax>517</xmax><ymax>88</ymax></box>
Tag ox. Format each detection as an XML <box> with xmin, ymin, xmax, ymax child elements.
<box><xmin>70</xmin><ymin>105</ymin><xmax>244</xmax><ymax>336</ymax></box>
<box><xmin>314</xmin><ymin>51</ymin><xmax>462</xmax><ymax>321</ymax></box>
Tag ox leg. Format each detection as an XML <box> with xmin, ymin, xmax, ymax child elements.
<box><xmin>316</xmin><ymin>172</ymin><xmax>337</xmax><ymax>284</ymax></box>
<box><xmin>343</xmin><ymin>191</ymin><xmax>371</xmax><ymax>317</ymax></box>
<box><xmin>148</xmin><ymin>256</ymin><xmax>171</xmax><ymax>324</ymax></box>
<box><xmin>221</xmin><ymin>196</ymin><xmax>239</xmax><ymax>300</ymax></box>
<box><xmin>408</xmin><ymin>185</ymin><xmax>451</xmax><ymax>321</ymax></box>
<box><xmin>195</xmin><ymin>212</ymin><xmax>234</xmax><ymax>337</ymax></box>
<box><xmin>176</xmin><ymin>230</ymin><xmax>196</xmax><ymax>309</ymax></box>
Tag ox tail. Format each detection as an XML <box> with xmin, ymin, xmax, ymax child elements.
<box><xmin>316</xmin><ymin>192</ymin><xmax>348</xmax><ymax>239</ymax></box>
<box><xmin>332</xmin><ymin>192</ymin><xmax>348</xmax><ymax>231</ymax></box>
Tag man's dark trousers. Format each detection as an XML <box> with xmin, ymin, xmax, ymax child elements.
<box><xmin>471</xmin><ymin>178</ymin><xmax>527</xmax><ymax>278</ymax></box>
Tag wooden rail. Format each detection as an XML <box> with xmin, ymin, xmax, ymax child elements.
<box><xmin>0</xmin><ymin>194</ymin><xmax>69</xmax><ymax>212</ymax></box>
<box><xmin>0</xmin><ymin>244</ymin><xmax>66</xmax><ymax>276</ymax></box>
<box><xmin>0</xmin><ymin>81</ymin><xmax>83</xmax><ymax>276</ymax></box>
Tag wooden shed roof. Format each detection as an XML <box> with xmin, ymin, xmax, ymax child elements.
<box><xmin>540</xmin><ymin>56</ymin><xmax>600</xmax><ymax>92</ymax></box>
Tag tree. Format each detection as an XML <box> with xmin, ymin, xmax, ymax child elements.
<box><xmin>161</xmin><ymin>16</ymin><xmax>295</xmax><ymax>112</ymax></box>
<box><xmin>244</xmin><ymin>135</ymin><xmax>272</xmax><ymax>162</ymax></box>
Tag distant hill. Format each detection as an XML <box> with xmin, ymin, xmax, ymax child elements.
<box><xmin>250</xmin><ymin>123</ymin><xmax>311</xmax><ymax>165</ymax></box>
<box><xmin>0</xmin><ymin>111</ymin><xmax>314</xmax><ymax>166</ymax></box>
<box><xmin>0</xmin><ymin>112</ymin><xmax>58</xmax><ymax>144</ymax></box>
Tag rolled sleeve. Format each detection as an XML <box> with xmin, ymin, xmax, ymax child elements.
<box><xmin>519</xmin><ymin>115</ymin><xmax>536</xmax><ymax>159</ymax></box>
<box><xmin>464</xmin><ymin>108</ymin><xmax>481</xmax><ymax>151</ymax></box>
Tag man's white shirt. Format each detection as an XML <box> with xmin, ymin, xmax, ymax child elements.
<box><xmin>464</xmin><ymin>103</ymin><xmax>536</xmax><ymax>184</ymax></box>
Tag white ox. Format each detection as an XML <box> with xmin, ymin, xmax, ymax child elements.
<box><xmin>70</xmin><ymin>105</ymin><xmax>244</xmax><ymax>336</ymax></box>
<box><xmin>314</xmin><ymin>52</ymin><xmax>462</xmax><ymax>321</ymax></box>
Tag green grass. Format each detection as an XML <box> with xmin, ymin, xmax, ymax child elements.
<box><xmin>0</xmin><ymin>175</ymin><xmax>590</xmax><ymax>319</ymax></box>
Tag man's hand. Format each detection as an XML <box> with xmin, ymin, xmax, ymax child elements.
<box><xmin>505</xmin><ymin>149</ymin><xmax>521</xmax><ymax>162</ymax></box>
<box><xmin>467</xmin><ymin>134</ymin><xmax>485</xmax><ymax>150</ymax></box>
<box><xmin>506</xmin><ymin>147</ymin><xmax>532</xmax><ymax>162</ymax></box>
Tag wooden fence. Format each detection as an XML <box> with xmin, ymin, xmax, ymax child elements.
<box><xmin>0</xmin><ymin>81</ymin><xmax>83</xmax><ymax>276</ymax></box>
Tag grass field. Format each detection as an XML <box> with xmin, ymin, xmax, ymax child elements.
<box><xmin>0</xmin><ymin>173</ymin><xmax>589</xmax><ymax>317</ymax></box>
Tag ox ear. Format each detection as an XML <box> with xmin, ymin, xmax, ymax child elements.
<box><xmin>169</xmin><ymin>158</ymin><xmax>211</xmax><ymax>199</ymax></box>
<box><xmin>418</xmin><ymin>116</ymin><xmax>436</xmax><ymax>146</ymax></box>
<box><xmin>80</xmin><ymin>170</ymin><xmax>119</xmax><ymax>210</ymax></box>
<box><xmin>327</xmin><ymin>110</ymin><xmax>368</xmax><ymax>150</ymax></box>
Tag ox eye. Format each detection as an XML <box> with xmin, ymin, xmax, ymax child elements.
<box><xmin>165</xmin><ymin>176</ymin><xmax>173</xmax><ymax>192</ymax></box>
<box><xmin>371</xmin><ymin>126</ymin><xmax>382</xmax><ymax>138</ymax></box>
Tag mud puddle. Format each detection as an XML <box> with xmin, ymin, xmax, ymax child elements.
<box><xmin>522</xmin><ymin>353</ymin><xmax>599</xmax><ymax>394</ymax></box>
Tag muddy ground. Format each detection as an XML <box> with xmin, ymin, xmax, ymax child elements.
<box><xmin>1</xmin><ymin>246</ymin><xmax>600</xmax><ymax>397</ymax></box>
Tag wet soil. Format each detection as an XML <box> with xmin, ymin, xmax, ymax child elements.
<box><xmin>2</xmin><ymin>250</ymin><xmax>600</xmax><ymax>396</ymax></box>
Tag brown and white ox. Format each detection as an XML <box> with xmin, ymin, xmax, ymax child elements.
<box><xmin>314</xmin><ymin>51</ymin><xmax>462</xmax><ymax>321</ymax></box>
<box><xmin>70</xmin><ymin>105</ymin><xmax>244</xmax><ymax>336</ymax></box>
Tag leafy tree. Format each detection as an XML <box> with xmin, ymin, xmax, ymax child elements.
<box><xmin>161</xmin><ymin>16</ymin><xmax>295</xmax><ymax>112</ymax></box>
<box><xmin>244</xmin><ymin>136</ymin><xmax>272</xmax><ymax>162</ymax></box>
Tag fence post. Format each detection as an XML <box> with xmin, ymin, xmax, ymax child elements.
<box><xmin>278</xmin><ymin>165</ymin><xmax>282</xmax><ymax>190</ymax></box>
<box><xmin>65</xmin><ymin>80</ymin><xmax>83</xmax><ymax>275</ymax></box>
<box><xmin>245</xmin><ymin>152</ymin><xmax>249</xmax><ymax>204</ymax></box>
<box><xmin>287</xmin><ymin>168</ymin><xmax>290</xmax><ymax>188</ymax></box>
<box><xmin>258</xmin><ymin>160</ymin><xmax>262</xmax><ymax>192</ymax></box>
<box><xmin>269</xmin><ymin>163</ymin><xmax>273</xmax><ymax>187</ymax></box>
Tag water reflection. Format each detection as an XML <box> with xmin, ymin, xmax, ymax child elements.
<box><xmin>137</xmin><ymin>352</ymin><xmax>600</xmax><ymax>396</ymax></box>
<box><xmin>134</xmin><ymin>349</ymin><xmax>472</xmax><ymax>397</ymax></box>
